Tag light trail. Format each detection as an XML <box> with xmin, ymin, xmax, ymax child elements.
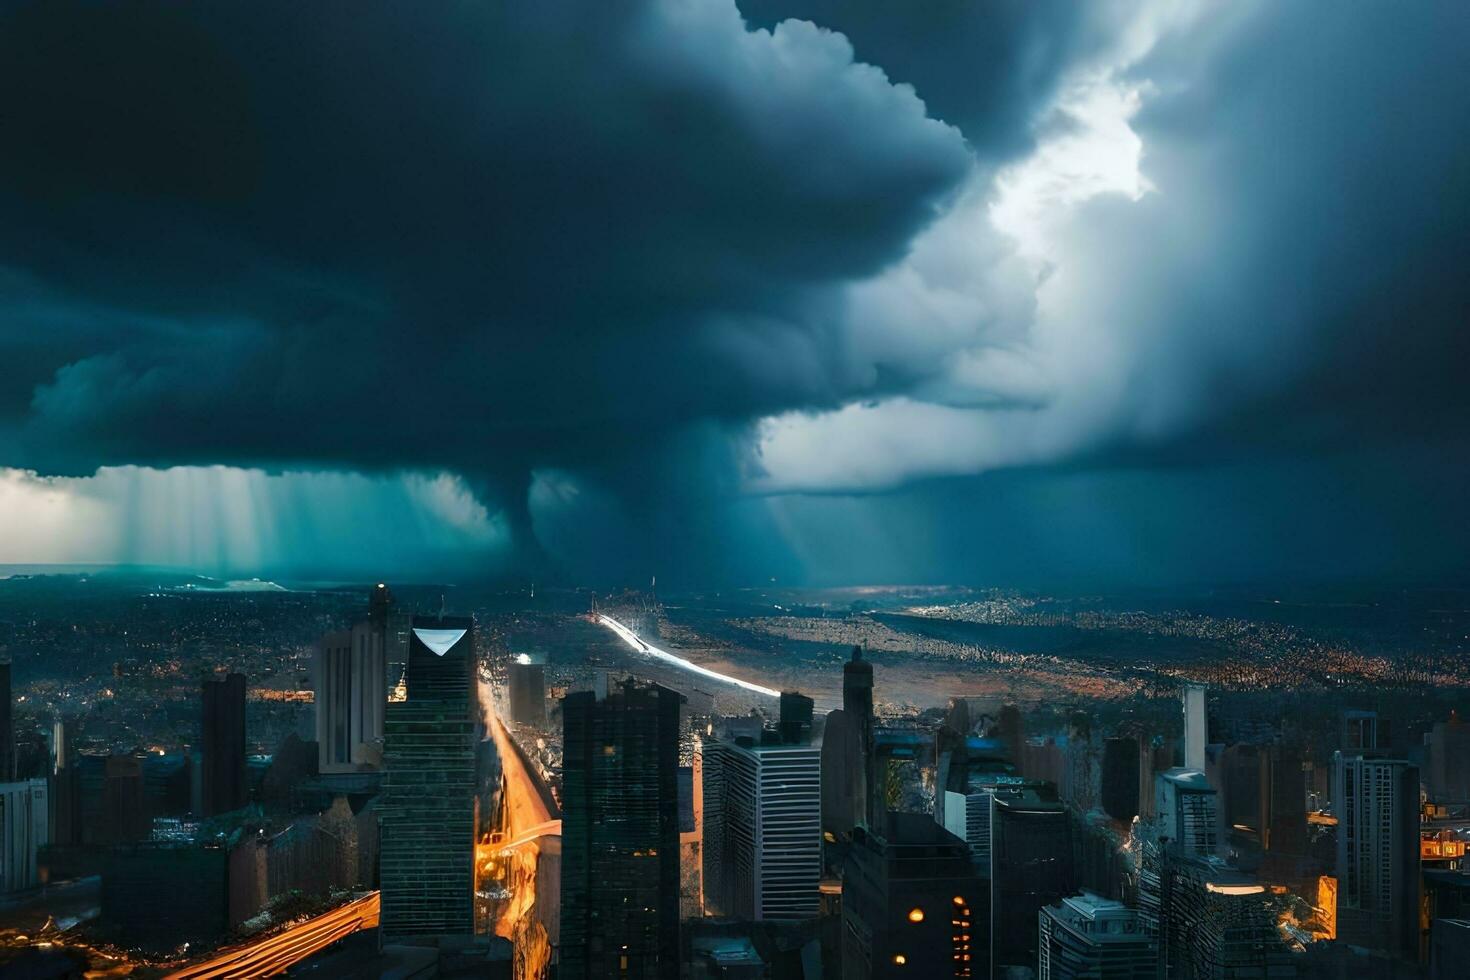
<box><xmin>596</xmin><ymin>614</ymin><xmax>779</xmax><ymax>697</ymax></box>
<box><xmin>163</xmin><ymin>892</ymin><xmax>379</xmax><ymax>979</ymax></box>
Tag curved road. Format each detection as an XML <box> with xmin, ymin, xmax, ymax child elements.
<box><xmin>163</xmin><ymin>892</ymin><xmax>380</xmax><ymax>979</ymax></box>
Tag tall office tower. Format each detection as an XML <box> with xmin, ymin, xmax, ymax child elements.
<box><xmin>778</xmin><ymin>690</ymin><xmax>814</xmax><ymax>745</ymax></box>
<box><xmin>845</xmin><ymin>646</ymin><xmax>877</xmax><ymax>826</ymax></box>
<box><xmin>0</xmin><ymin>778</ymin><xmax>49</xmax><ymax>892</ymax></box>
<box><xmin>370</xmin><ymin>583</ymin><xmax>413</xmax><ymax>696</ymax></box>
<box><xmin>200</xmin><ymin>673</ymin><xmax>247</xmax><ymax>816</ymax></box>
<box><xmin>1152</xmin><ymin>852</ymin><xmax>1295</xmax><ymax>979</ymax></box>
<box><xmin>560</xmin><ymin>680</ymin><xmax>682</xmax><ymax>980</ymax></box>
<box><xmin>1426</xmin><ymin>714</ymin><xmax>1470</xmax><ymax>803</ymax></box>
<box><xmin>1038</xmin><ymin>893</ymin><xmax>1156</xmax><ymax>980</ymax></box>
<box><xmin>841</xmin><ymin>812</ymin><xmax>985</xmax><ymax>980</ymax></box>
<box><xmin>700</xmin><ymin>726</ymin><xmax>821</xmax><ymax>920</ymax></box>
<box><xmin>102</xmin><ymin>755</ymin><xmax>147</xmax><ymax>843</ymax></box>
<box><xmin>1333</xmin><ymin>752</ymin><xmax>1421</xmax><ymax>958</ymax></box>
<box><xmin>1182</xmin><ymin>684</ymin><xmax>1207</xmax><ymax>772</ymax></box>
<box><xmin>822</xmin><ymin>646</ymin><xmax>876</xmax><ymax>837</ymax></box>
<box><xmin>316</xmin><ymin>620</ymin><xmax>387</xmax><ymax>773</ymax></box>
<box><xmin>1155</xmin><ymin>768</ymin><xmax>1219</xmax><ymax>856</ymax></box>
<box><xmin>1262</xmin><ymin>742</ymin><xmax>1307</xmax><ymax>855</ymax></box>
<box><xmin>508</xmin><ymin>661</ymin><xmax>547</xmax><ymax>727</ymax></box>
<box><xmin>991</xmin><ymin>788</ymin><xmax>1076</xmax><ymax>978</ymax></box>
<box><xmin>1101</xmin><ymin>737</ymin><xmax>1141</xmax><ymax>823</ymax></box>
<box><xmin>0</xmin><ymin>662</ymin><xmax>13</xmax><ymax>782</ymax></box>
<box><xmin>935</xmin><ymin>736</ymin><xmax>1015</xmax><ymax>861</ymax></box>
<box><xmin>379</xmin><ymin>617</ymin><xmax>479</xmax><ymax>942</ymax></box>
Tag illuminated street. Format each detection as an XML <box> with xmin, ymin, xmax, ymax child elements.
<box><xmin>163</xmin><ymin>892</ymin><xmax>380</xmax><ymax>979</ymax></box>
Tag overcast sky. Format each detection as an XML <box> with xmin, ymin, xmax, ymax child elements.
<box><xmin>1</xmin><ymin>1</ymin><xmax>1466</xmax><ymax>587</ymax></box>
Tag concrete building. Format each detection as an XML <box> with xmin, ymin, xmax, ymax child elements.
<box><xmin>841</xmin><ymin>811</ymin><xmax>985</xmax><ymax>980</ymax></box>
<box><xmin>379</xmin><ymin>617</ymin><xmax>479</xmax><ymax>943</ymax></box>
<box><xmin>1183</xmin><ymin>684</ymin><xmax>1208</xmax><ymax>771</ymax></box>
<box><xmin>1430</xmin><ymin>919</ymin><xmax>1470</xmax><ymax>980</ymax></box>
<box><xmin>1333</xmin><ymin>752</ymin><xmax>1421</xmax><ymax>959</ymax></box>
<box><xmin>701</xmin><ymin>726</ymin><xmax>821</xmax><ymax>921</ymax></box>
<box><xmin>1038</xmin><ymin>892</ymin><xmax>1155</xmax><ymax>980</ymax></box>
<box><xmin>315</xmin><ymin>617</ymin><xmax>387</xmax><ymax>773</ymax></box>
<box><xmin>0</xmin><ymin>778</ymin><xmax>48</xmax><ymax>892</ymax></box>
<box><xmin>560</xmin><ymin>679</ymin><xmax>682</xmax><ymax>980</ymax></box>
<box><xmin>1156</xmin><ymin>768</ymin><xmax>1219</xmax><ymax>857</ymax></box>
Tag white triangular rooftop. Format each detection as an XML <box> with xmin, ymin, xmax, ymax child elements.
<box><xmin>413</xmin><ymin>628</ymin><xmax>467</xmax><ymax>657</ymax></box>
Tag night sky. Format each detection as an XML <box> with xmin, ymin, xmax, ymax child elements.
<box><xmin>1</xmin><ymin>1</ymin><xmax>1466</xmax><ymax>587</ymax></box>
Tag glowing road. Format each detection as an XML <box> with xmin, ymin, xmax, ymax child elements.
<box><xmin>596</xmin><ymin>614</ymin><xmax>780</xmax><ymax>697</ymax></box>
<box><xmin>163</xmin><ymin>892</ymin><xmax>379</xmax><ymax>979</ymax></box>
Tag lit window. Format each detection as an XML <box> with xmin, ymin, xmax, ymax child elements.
<box><xmin>952</xmin><ymin>896</ymin><xmax>964</xmax><ymax>905</ymax></box>
<box><xmin>907</xmin><ymin>907</ymin><xmax>924</xmax><ymax>923</ymax></box>
<box><xmin>893</xmin><ymin>954</ymin><xmax>907</xmax><ymax>965</ymax></box>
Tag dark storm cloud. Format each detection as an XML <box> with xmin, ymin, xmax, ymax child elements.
<box><xmin>1</xmin><ymin>0</ymin><xmax>1468</xmax><ymax>585</ymax></box>
<box><xmin>0</xmin><ymin>1</ymin><xmax>982</xmax><ymax>488</ymax></box>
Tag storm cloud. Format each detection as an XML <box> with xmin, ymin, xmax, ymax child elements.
<box><xmin>0</xmin><ymin>0</ymin><xmax>1466</xmax><ymax>584</ymax></box>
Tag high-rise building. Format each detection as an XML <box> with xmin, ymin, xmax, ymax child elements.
<box><xmin>1038</xmin><ymin>892</ymin><xmax>1155</xmax><ymax>980</ymax></box>
<box><xmin>560</xmin><ymin>679</ymin><xmax>682</xmax><ymax>980</ymax></box>
<box><xmin>508</xmin><ymin>660</ymin><xmax>547</xmax><ymax>728</ymax></box>
<box><xmin>991</xmin><ymin>787</ymin><xmax>1076</xmax><ymax>978</ymax></box>
<box><xmin>822</xmin><ymin>647</ymin><xmax>876</xmax><ymax>837</ymax></box>
<box><xmin>315</xmin><ymin>618</ymin><xmax>387</xmax><ymax>773</ymax></box>
<box><xmin>102</xmin><ymin>754</ymin><xmax>147</xmax><ymax>843</ymax></box>
<box><xmin>1156</xmin><ymin>768</ymin><xmax>1218</xmax><ymax>857</ymax></box>
<box><xmin>778</xmin><ymin>690</ymin><xmax>814</xmax><ymax>745</ymax></box>
<box><xmin>0</xmin><ymin>662</ymin><xmax>13</xmax><ymax>783</ymax></box>
<box><xmin>841</xmin><ymin>811</ymin><xmax>985</xmax><ymax>980</ymax></box>
<box><xmin>0</xmin><ymin>778</ymin><xmax>48</xmax><ymax>892</ymax></box>
<box><xmin>1183</xmin><ymin>684</ymin><xmax>1208</xmax><ymax>772</ymax></box>
<box><xmin>1342</xmin><ymin>709</ymin><xmax>1387</xmax><ymax>753</ymax></box>
<box><xmin>1101</xmin><ymin>737</ymin><xmax>1141</xmax><ymax>824</ymax></box>
<box><xmin>1426</xmin><ymin>714</ymin><xmax>1470</xmax><ymax>804</ymax></box>
<box><xmin>1333</xmin><ymin>752</ymin><xmax>1420</xmax><ymax>958</ymax></box>
<box><xmin>379</xmin><ymin>617</ymin><xmax>479</xmax><ymax>943</ymax></box>
<box><xmin>701</xmin><ymin>722</ymin><xmax>821</xmax><ymax>920</ymax></box>
<box><xmin>200</xmin><ymin>673</ymin><xmax>247</xmax><ymax>816</ymax></box>
<box><xmin>1148</xmin><ymin>851</ymin><xmax>1297</xmax><ymax>979</ymax></box>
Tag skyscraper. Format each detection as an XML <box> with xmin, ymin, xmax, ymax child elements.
<box><xmin>841</xmin><ymin>811</ymin><xmax>985</xmax><ymax>979</ymax></box>
<box><xmin>560</xmin><ymin>679</ymin><xmax>682</xmax><ymax>980</ymax></box>
<box><xmin>0</xmin><ymin>778</ymin><xmax>48</xmax><ymax>893</ymax></box>
<box><xmin>379</xmin><ymin>616</ymin><xmax>479</xmax><ymax>942</ymax></box>
<box><xmin>1333</xmin><ymin>752</ymin><xmax>1421</xmax><ymax>959</ymax></box>
<box><xmin>315</xmin><ymin>617</ymin><xmax>387</xmax><ymax>773</ymax></box>
<box><xmin>1038</xmin><ymin>892</ymin><xmax>1155</xmax><ymax>980</ymax></box>
<box><xmin>508</xmin><ymin>660</ymin><xmax>547</xmax><ymax>727</ymax></box>
<box><xmin>822</xmin><ymin>646</ymin><xmax>876</xmax><ymax>837</ymax></box>
<box><xmin>1155</xmin><ymin>768</ymin><xmax>1218</xmax><ymax>857</ymax></box>
<box><xmin>701</xmin><ymin>709</ymin><xmax>821</xmax><ymax>921</ymax></box>
<box><xmin>991</xmin><ymin>787</ymin><xmax>1076</xmax><ymax>978</ymax></box>
<box><xmin>1182</xmin><ymin>684</ymin><xmax>1208</xmax><ymax>772</ymax></box>
<box><xmin>1101</xmin><ymin>737</ymin><xmax>1141</xmax><ymax>824</ymax></box>
<box><xmin>200</xmin><ymin>672</ymin><xmax>246</xmax><ymax>816</ymax></box>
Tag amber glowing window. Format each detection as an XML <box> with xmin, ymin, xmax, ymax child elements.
<box><xmin>893</xmin><ymin>954</ymin><xmax>907</xmax><ymax>965</ymax></box>
<box><xmin>907</xmin><ymin>907</ymin><xmax>924</xmax><ymax>923</ymax></box>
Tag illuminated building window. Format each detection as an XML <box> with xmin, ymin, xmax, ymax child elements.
<box><xmin>893</xmin><ymin>954</ymin><xmax>907</xmax><ymax>965</ymax></box>
<box><xmin>908</xmin><ymin>907</ymin><xmax>924</xmax><ymax>923</ymax></box>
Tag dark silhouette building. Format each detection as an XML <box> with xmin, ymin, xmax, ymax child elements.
<box><xmin>1101</xmin><ymin>737</ymin><xmax>1140</xmax><ymax>824</ymax></box>
<box><xmin>841</xmin><ymin>811</ymin><xmax>985</xmax><ymax>979</ymax></box>
<box><xmin>990</xmin><ymin>787</ymin><xmax>1075</xmax><ymax>978</ymax></box>
<box><xmin>822</xmin><ymin>647</ymin><xmax>876</xmax><ymax>837</ymax></box>
<box><xmin>1333</xmin><ymin>752</ymin><xmax>1421</xmax><ymax>960</ymax></box>
<box><xmin>201</xmin><ymin>673</ymin><xmax>247</xmax><ymax>816</ymax></box>
<box><xmin>560</xmin><ymin>679</ymin><xmax>682</xmax><ymax>980</ymax></box>
<box><xmin>508</xmin><ymin>661</ymin><xmax>547</xmax><ymax>727</ymax></box>
<box><xmin>379</xmin><ymin>617</ymin><xmax>479</xmax><ymax>943</ymax></box>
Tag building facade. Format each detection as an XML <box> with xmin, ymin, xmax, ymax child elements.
<box><xmin>379</xmin><ymin>617</ymin><xmax>479</xmax><ymax>943</ymax></box>
<box><xmin>991</xmin><ymin>788</ymin><xmax>1076</xmax><ymax>978</ymax></box>
<box><xmin>1333</xmin><ymin>752</ymin><xmax>1421</xmax><ymax>959</ymax></box>
<box><xmin>201</xmin><ymin>672</ymin><xmax>247</xmax><ymax>816</ymax></box>
<box><xmin>0</xmin><ymin>778</ymin><xmax>48</xmax><ymax>892</ymax></box>
<box><xmin>1038</xmin><ymin>892</ymin><xmax>1156</xmax><ymax>980</ymax></box>
<box><xmin>560</xmin><ymin>679</ymin><xmax>682</xmax><ymax>980</ymax></box>
<box><xmin>315</xmin><ymin>617</ymin><xmax>387</xmax><ymax>773</ymax></box>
